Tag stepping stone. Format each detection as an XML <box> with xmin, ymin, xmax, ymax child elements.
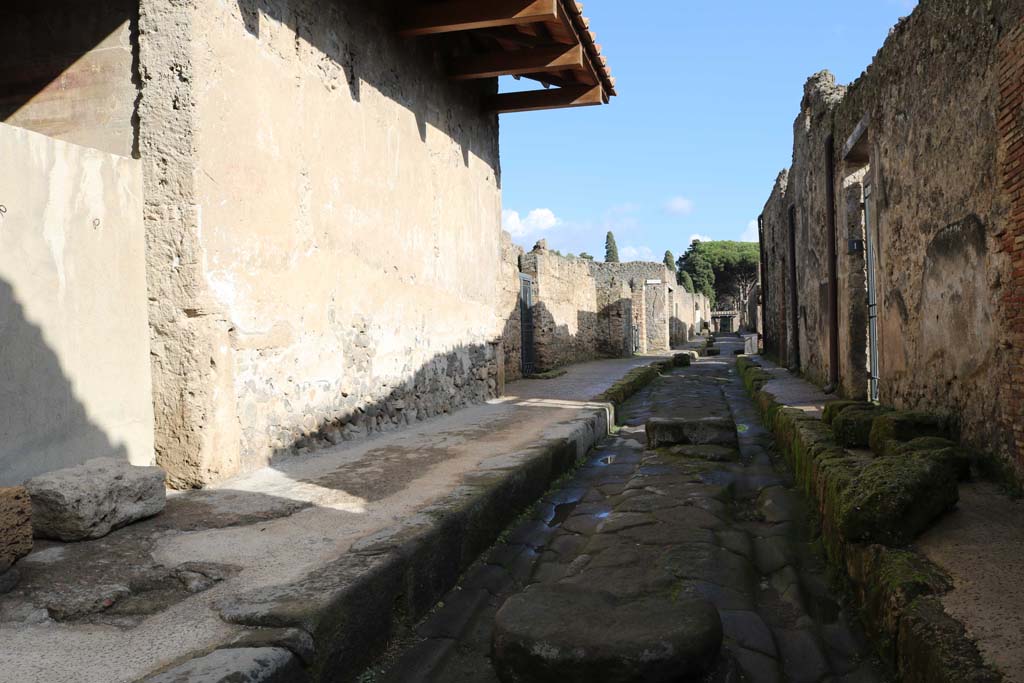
<box><xmin>26</xmin><ymin>458</ymin><xmax>166</xmax><ymax>541</ymax></box>
<box><xmin>0</xmin><ymin>487</ymin><xmax>32</xmax><ymax>576</ymax></box>
<box><xmin>493</xmin><ymin>584</ymin><xmax>722</xmax><ymax>682</ymax></box>
<box><xmin>646</xmin><ymin>417</ymin><xmax>738</xmax><ymax>448</ymax></box>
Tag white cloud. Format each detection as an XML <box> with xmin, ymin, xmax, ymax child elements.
<box><xmin>502</xmin><ymin>208</ymin><xmax>561</xmax><ymax>237</ymax></box>
<box><xmin>688</xmin><ymin>233</ymin><xmax>712</xmax><ymax>246</ymax></box>
<box><xmin>621</xmin><ymin>245</ymin><xmax>656</xmax><ymax>262</ymax></box>
<box><xmin>665</xmin><ymin>196</ymin><xmax>695</xmax><ymax>216</ymax></box>
<box><xmin>740</xmin><ymin>219</ymin><xmax>759</xmax><ymax>243</ymax></box>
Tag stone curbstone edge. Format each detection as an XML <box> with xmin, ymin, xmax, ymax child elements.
<box><xmin>141</xmin><ymin>361</ymin><xmax>671</xmax><ymax>682</ymax></box>
<box><xmin>734</xmin><ymin>357</ymin><xmax>1002</xmax><ymax>683</ymax></box>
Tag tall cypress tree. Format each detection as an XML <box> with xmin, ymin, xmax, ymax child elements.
<box><xmin>664</xmin><ymin>250</ymin><xmax>675</xmax><ymax>272</ymax></box>
<box><xmin>605</xmin><ymin>231</ymin><xmax>619</xmax><ymax>263</ymax></box>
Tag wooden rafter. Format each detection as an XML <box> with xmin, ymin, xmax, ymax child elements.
<box><xmin>399</xmin><ymin>0</ymin><xmax>559</xmax><ymax>37</ymax></box>
<box><xmin>484</xmin><ymin>84</ymin><xmax>604</xmax><ymax>114</ymax></box>
<box><xmin>449</xmin><ymin>45</ymin><xmax>584</xmax><ymax>80</ymax></box>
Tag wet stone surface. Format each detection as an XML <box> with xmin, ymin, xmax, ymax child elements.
<box><xmin>368</xmin><ymin>341</ymin><xmax>891</xmax><ymax>683</ymax></box>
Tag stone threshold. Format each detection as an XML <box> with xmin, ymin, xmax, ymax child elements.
<box><xmin>136</xmin><ymin>357</ymin><xmax>679</xmax><ymax>682</ymax></box>
<box><xmin>736</xmin><ymin>355</ymin><xmax>1005</xmax><ymax>683</ymax></box>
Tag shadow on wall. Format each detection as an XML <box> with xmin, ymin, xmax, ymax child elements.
<box><xmin>0</xmin><ymin>278</ymin><xmax>127</xmax><ymax>486</ymax></box>
<box><xmin>530</xmin><ymin>301</ymin><xmax>635</xmax><ymax>374</ymax></box>
<box><xmin>0</xmin><ymin>0</ymin><xmax>140</xmax><ymax>156</ymax></box>
<box><xmin>233</xmin><ymin>0</ymin><xmax>500</xmax><ymax>176</ymax></box>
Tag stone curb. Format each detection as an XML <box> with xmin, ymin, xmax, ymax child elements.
<box><xmin>735</xmin><ymin>357</ymin><xmax>1002</xmax><ymax>683</ymax></box>
<box><xmin>141</xmin><ymin>360</ymin><xmax>670</xmax><ymax>682</ymax></box>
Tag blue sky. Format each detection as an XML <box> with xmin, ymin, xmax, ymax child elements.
<box><xmin>499</xmin><ymin>0</ymin><xmax>917</xmax><ymax>261</ymax></box>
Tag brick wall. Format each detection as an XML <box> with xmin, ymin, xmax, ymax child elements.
<box><xmin>998</xmin><ymin>21</ymin><xmax>1024</xmax><ymax>477</ymax></box>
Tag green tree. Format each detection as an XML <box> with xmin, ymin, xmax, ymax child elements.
<box><xmin>605</xmin><ymin>232</ymin><xmax>619</xmax><ymax>263</ymax></box>
<box><xmin>678</xmin><ymin>270</ymin><xmax>695</xmax><ymax>293</ymax></box>
<box><xmin>678</xmin><ymin>240</ymin><xmax>760</xmax><ymax>311</ymax></box>
<box><xmin>663</xmin><ymin>250</ymin><xmax>676</xmax><ymax>273</ymax></box>
<box><xmin>579</xmin><ymin>252</ymin><xmax>594</xmax><ymax>261</ymax></box>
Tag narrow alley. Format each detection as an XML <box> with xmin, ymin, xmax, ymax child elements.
<box><xmin>367</xmin><ymin>338</ymin><xmax>887</xmax><ymax>683</ymax></box>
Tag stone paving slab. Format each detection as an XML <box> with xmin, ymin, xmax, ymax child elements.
<box><xmin>368</xmin><ymin>339</ymin><xmax>888</xmax><ymax>682</ymax></box>
<box><xmin>0</xmin><ymin>355</ymin><xmax>667</xmax><ymax>683</ymax></box>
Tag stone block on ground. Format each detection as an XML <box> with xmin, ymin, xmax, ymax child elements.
<box><xmin>26</xmin><ymin>458</ymin><xmax>166</xmax><ymax>541</ymax></box>
<box><xmin>822</xmin><ymin>400</ymin><xmax>869</xmax><ymax>425</ymax></box>
<box><xmin>672</xmin><ymin>352</ymin><xmax>694</xmax><ymax>367</ymax></box>
<box><xmin>832</xmin><ymin>405</ymin><xmax>891</xmax><ymax>448</ymax></box>
<box><xmin>492</xmin><ymin>584</ymin><xmax>722</xmax><ymax>682</ymax></box>
<box><xmin>837</xmin><ymin>452</ymin><xmax>958</xmax><ymax>546</ymax></box>
<box><xmin>878</xmin><ymin>437</ymin><xmax>972</xmax><ymax>481</ymax></box>
<box><xmin>0</xmin><ymin>486</ymin><xmax>32</xmax><ymax>573</ymax></box>
<box><xmin>702</xmin><ymin>348</ymin><xmax>721</xmax><ymax>357</ymax></box>
<box><xmin>646</xmin><ymin>417</ymin><xmax>738</xmax><ymax>448</ymax></box>
<box><xmin>868</xmin><ymin>411</ymin><xmax>953</xmax><ymax>455</ymax></box>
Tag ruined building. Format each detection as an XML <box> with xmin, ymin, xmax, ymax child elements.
<box><xmin>758</xmin><ymin>0</ymin><xmax>1024</xmax><ymax>481</ymax></box>
<box><xmin>0</xmin><ymin>0</ymin><xmax>621</xmax><ymax>490</ymax></box>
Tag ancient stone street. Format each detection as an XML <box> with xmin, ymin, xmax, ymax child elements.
<box><xmin>368</xmin><ymin>339</ymin><xmax>888</xmax><ymax>683</ymax></box>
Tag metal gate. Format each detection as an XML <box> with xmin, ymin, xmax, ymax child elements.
<box><xmin>519</xmin><ymin>274</ymin><xmax>535</xmax><ymax>376</ymax></box>
<box><xmin>864</xmin><ymin>185</ymin><xmax>880</xmax><ymax>403</ymax></box>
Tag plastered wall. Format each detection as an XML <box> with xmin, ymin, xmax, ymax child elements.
<box><xmin>0</xmin><ymin>0</ymin><xmax>139</xmax><ymax>158</ymax></box>
<box><xmin>0</xmin><ymin>123</ymin><xmax>154</xmax><ymax>485</ymax></box>
<box><xmin>139</xmin><ymin>0</ymin><xmax>503</xmax><ymax>487</ymax></box>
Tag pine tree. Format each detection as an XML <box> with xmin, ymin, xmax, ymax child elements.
<box><xmin>664</xmin><ymin>250</ymin><xmax>675</xmax><ymax>272</ymax></box>
<box><xmin>605</xmin><ymin>232</ymin><xmax>619</xmax><ymax>263</ymax></box>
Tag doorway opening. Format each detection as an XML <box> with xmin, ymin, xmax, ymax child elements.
<box><xmin>863</xmin><ymin>184</ymin><xmax>880</xmax><ymax>402</ymax></box>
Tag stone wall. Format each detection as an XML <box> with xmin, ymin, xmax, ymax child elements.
<box><xmin>644</xmin><ymin>282</ymin><xmax>671</xmax><ymax>352</ymax></box>
<box><xmin>997</xmin><ymin>19</ymin><xmax>1024</xmax><ymax>481</ymax></box>
<box><xmin>595</xmin><ymin>276</ymin><xmax>633</xmax><ymax>358</ymax></box>
<box><xmin>139</xmin><ymin>0</ymin><xmax>503</xmax><ymax>487</ymax></box>
<box><xmin>0</xmin><ymin>123</ymin><xmax>154</xmax><ymax>485</ymax></box>
<box><xmin>761</xmin><ymin>171</ymin><xmax>791</xmax><ymax>366</ymax></box>
<box><xmin>498</xmin><ymin>233</ymin><xmax>525</xmax><ymax>383</ymax></box>
<box><xmin>520</xmin><ymin>250</ymin><xmax>600</xmax><ymax>371</ymax></box>
<box><xmin>0</xmin><ymin>0</ymin><xmax>139</xmax><ymax>158</ymax></box>
<box><xmin>759</xmin><ymin>0</ymin><xmax>1024</xmax><ymax>478</ymax></box>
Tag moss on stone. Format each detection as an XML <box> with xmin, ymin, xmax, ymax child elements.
<box><xmin>845</xmin><ymin>544</ymin><xmax>951</xmax><ymax>660</ymax></box>
<box><xmin>867</xmin><ymin>410</ymin><xmax>952</xmax><ymax>455</ymax></box>
<box><xmin>879</xmin><ymin>437</ymin><xmax>972</xmax><ymax>482</ymax></box>
<box><xmin>837</xmin><ymin>452</ymin><xmax>959</xmax><ymax>546</ymax></box>
<box><xmin>897</xmin><ymin>597</ymin><xmax>1004</xmax><ymax>683</ymax></box>
<box><xmin>822</xmin><ymin>400</ymin><xmax>870</xmax><ymax>425</ymax></box>
<box><xmin>832</xmin><ymin>405</ymin><xmax>891</xmax><ymax>448</ymax></box>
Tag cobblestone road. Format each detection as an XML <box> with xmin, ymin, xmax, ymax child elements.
<box><xmin>368</xmin><ymin>341</ymin><xmax>889</xmax><ymax>683</ymax></box>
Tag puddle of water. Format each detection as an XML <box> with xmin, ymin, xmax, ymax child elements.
<box><xmin>549</xmin><ymin>502</ymin><xmax>578</xmax><ymax>527</ymax></box>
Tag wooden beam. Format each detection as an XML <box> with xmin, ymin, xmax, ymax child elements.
<box><xmin>484</xmin><ymin>84</ymin><xmax>605</xmax><ymax>114</ymax></box>
<box><xmin>449</xmin><ymin>45</ymin><xmax>584</xmax><ymax>80</ymax></box>
<box><xmin>399</xmin><ymin>0</ymin><xmax>558</xmax><ymax>37</ymax></box>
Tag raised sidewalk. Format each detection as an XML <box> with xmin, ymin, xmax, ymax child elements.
<box><xmin>0</xmin><ymin>355</ymin><xmax>673</xmax><ymax>683</ymax></box>
<box><xmin>737</xmin><ymin>352</ymin><xmax>1024</xmax><ymax>683</ymax></box>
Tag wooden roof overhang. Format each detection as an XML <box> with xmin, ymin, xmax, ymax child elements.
<box><xmin>398</xmin><ymin>0</ymin><xmax>616</xmax><ymax>114</ymax></box>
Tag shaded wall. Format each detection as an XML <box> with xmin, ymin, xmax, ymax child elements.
<box><xmin>520</xmin><ymin>250</ymin><xmax>600</xmax><ymax>371</ymax></box>
<box><xmin>0</xmin><ymin>0</ymin><xmax>139</xmax><ymax>158</ymax></box>
<box><xmin>759</xmin><ymin>0</ymin><xmax>1024</xmax><ymax>478</ymax></box>
<box><xmin>0</xmin><ymin>123</ymin><xmax>154</xmax><ymax>485</ymax></box>
<box><xmin>498</xmin><ymin>233</ymin><xmax>525</xmax><ymax>383</ymax></box>
<box><xmin>139</xmin><ymin>0</ymin><xmax>503</xmax><ymax>487</ymax></box>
